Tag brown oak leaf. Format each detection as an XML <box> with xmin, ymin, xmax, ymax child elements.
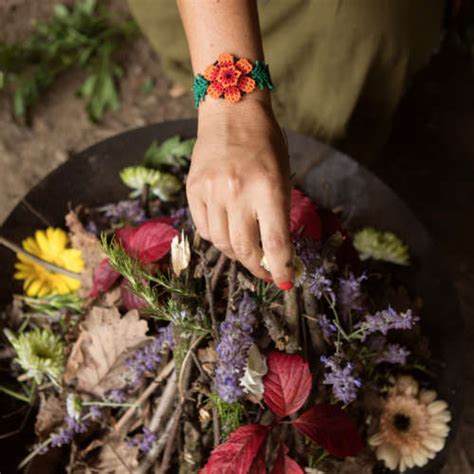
<box><xmin>64</xmin><ymin>307</ymin><xmax>149</xmax><ymax>397</ymax></box>
<box><xmin>35</xmin><ymin>392</ymin><xmax>66</xmax><ymax>437</ymax></box>
<box><xmin>97</xmin><ymin>436</ymin><xmax>139</xmax><ymax>473</ymax></box>
<box><xmin>65</xmin><ymin>210</ymin><xmax>105</xmax><ymax>297</ymax></box>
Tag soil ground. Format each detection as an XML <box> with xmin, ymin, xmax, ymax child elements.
<box><xmin>0</xmin><ymin>1</ymin><xmax>473</xmax><ymax>472</ymax></box>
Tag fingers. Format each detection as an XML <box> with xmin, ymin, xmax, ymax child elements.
<box><xmin>207</xmin><ymin>204</ymin><xmax>236</xmax><ymax>259</ymax></box>
<box><xmin>228</xmin><ymin>209</ymin><xmax>270</xmax><ymax>280</ymax></box>
<box><xmin>187</xmin><ymin>197</ymin><xmax>210</xmax><ymax>241</ymax></box>
<box><xmin>257</xmin><ymin>196</ymin><xmax>294</xmax><ymax>289</ymax></box>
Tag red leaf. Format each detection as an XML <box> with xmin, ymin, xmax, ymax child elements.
<box><xmin>292</xmin><ymin>404</ymin><xmax>364</xmax><ymax>457</ymax></box>
<box><xmin>201</xmin><ymin>424</ymin><xmax>269</xmax><ymax>474</ymax></box>
<box><xmin>263</xmin><ymin>352</ymin><xmax>312</xmax><ymax>417</ymax></box>
<box><xmin>290</xmin><ymin>189</ymin><xmax>322</xmax><ymax>241</ymax></box>
<box><xmin>121</xmin><ymin>283</ymin><xmax>147</xmax><ymax>310</ymax></box>
<box><xmin>270</xmin><ymin>443</ymin><xmax>304</xmax><ymax>474</ymax></box>
<box><xmin>89</xmin><ymin>258</ymin><xmax>121</xmax><ymax>298</ymax></box>
<box><xmin>115</xmin><ymin>220</ymin><xmax>179</xmax><ymax>264</ymax></box>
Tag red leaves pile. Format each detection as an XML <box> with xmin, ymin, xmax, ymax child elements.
<box><xmin>202</xmin><ymin>352</ymin><xmax>364</xmax><ymax>473</ymax></box>
<box><xmin>89</xmin><ymin>219</ymin><xmax>178</xmax><ymax>307</ymax></box>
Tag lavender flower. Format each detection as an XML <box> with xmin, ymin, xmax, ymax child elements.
<box><xmin>308</xmin><ymin>267</ymin><xmax>335</xmax><ymax>304</ymax></box>
<box><xmin>215</xmin><ymin>292</ymin><xmax>257</xmax><ymax>403</ymax></box>
<box><xmin>356</xmin><ymin>307</ymin><xmax>419</xmax><ymax>341</ymax></box>
<box><xmin>337</xmin><ymin>272</ymin><xmax>367</xmax><ymax>315</ymax></box>
<box><xmin>107</xmin><ymin>388</ymin><xmax>128</xmax><ymax>403</ymax></box>
<box><xmin>318</xmin><ymin>314</ymin><xmax>336</xmax><ymax>338</ymax></box>
<box><xmin>126</xmin><ymin>427</ymin><xmax>158</xmax><ymax>453</ymax></box>
<box><xmin>126</xmin><ymin>324</ymin><xmax>174</xmax><ymax>384</ymax></box>
<box><xmin>99</xmin><ymin>200</ymin><xmax>146</xmax><ymax>226</ymax></box>
<box><xmin>50</xmin><ymin>415</ymin><xmax>88</xmax><ymax>447</ymax></box>
<box><xmin>293</xmin><ymin>237</ymin><xmax>321</xmax><ymax>268</ymax></box>
<box><xmin>320</xmin><ymin>355</ymin><xmax>361</xmax><ymax>404</ymax></box>
<box><xmin>376</xmin><ymin>343</ymin><xmax>411</xmax><ymax>365</ymax></box>
<box><xmin>88</xmin><ymin>405</ymin><xmax>103</xmax><ymax>421</ymax></box>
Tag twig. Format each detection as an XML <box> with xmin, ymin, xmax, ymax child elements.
<box><xmin>204</xmin><ymin>271</ymin><xmax>219</xmax><ymax>341</ymax></box>
<box><xmin>134</xmin><ymin>372</ymin><xmax>178</xmax><ymax>474</ymax></box>
<box><xmin>178</xmin><ymin>336</ymin><xmax>205</xmax><ymax>401</ymax></box>
<box><xmin>302</xmin><ymin>284</ymin><xmax>327</xmax><ymax>357</ymax></box>
<box><xmin>159</xmin><ymin>402</ymin><xmax>185</xmax><ymax>473</ymax></box>
<box><xmin>210</xmin><ymin>253</ymin><xmax>228</xmax><ymax>291</ymax></box>
<box><xmin>141</xmin><ymin>183</ymin><xmax>150</xmax><ymax>217</ymax></box>
<box><xmin>115</xmin><ymin>360</ymin><xmax>175</xmax><ymax>434</ymax></box>
<box><xmin>0</xmin><ymin>235</ymin><xmax>81</xmax><ymax>279</ymax></box>
<box><xmin>226</xmin><ymin>260</ymin><xmax>238</xmax><ymax>317</ymax></box>
<box><xmin>148</xmin><ymin>371</ymin><xmax>178</xmax><ymax>433</ymax></box>
<box><xmin>262</xmin><ymin>307</ymin><xmax>289</xmax><ymax>351</ymax></box>
<box><xmin>283</xmin><ymin>288</ymin><xmax>300</xmax><ymax>353</ymax></box>
<box><xmin>212</xmin><ymin>405</ymin><xmax>221</xmax><ymax>447</ymax></box>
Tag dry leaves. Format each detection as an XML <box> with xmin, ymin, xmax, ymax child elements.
<box><xmin>96</xmin><ymin>437</ymin><xmax>139</xmax><ymax>474</ymax></box>
<box><xmin>66</xmin><ymin>210</ymin><xmax>105</xmax><ymax>296</ymax></box>
<box><xmin>64</xmin><ymin>306</ymin><xmax>149</xmax><ymax>397</ymax></box>
<box><xmin>35</xmin><ymin>392</ymin><xmax>66</xmax><ymax>437</ymax></box>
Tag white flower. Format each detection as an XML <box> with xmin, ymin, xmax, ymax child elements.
<box><xmin>66</xmin><ymin>393</ymin><xmax>83</xmax><ymax>420</ymax></box>
<box><xmin>240</xmin><ymin>344</ymin><xmax>268</xmax><ymax>400</ymax></box>
<box><xmin>369</xmin><ymin>375</ymin><xmax>451</xmax><ymax>472</ymax></box>
<box><xmin>260</xmin><ymin>253</ymin><xmax>306</xmax><ymax>287</ymax></box>
<box><xmin>171</xmin><ymin>231</ymin><xmax>191</xmax><ymax>277</ymax></box>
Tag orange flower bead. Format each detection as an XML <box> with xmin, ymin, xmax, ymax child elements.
<box><xmin>235</xmin><ymin>58</ymin><xmax>253</xmax><ymax>74</ymax></box>
<box><xmin>224</xmin><ymin>86</ymin><xmax>241</xmax><ymax>103</ymax></box>
<box><xmin>204</xmin><ymin>64</ymin><xmax>219</xmax><ymax>81</ymax></box>
<box><xmin>237</xmin><ymin>76</ymin><xmax>256</xmax><ymax>94</ymax></box>
<box><xmin>208</xmin><ymin>81</ymin><xmax>224</xmax><ymax>98</ymax></box>
<box><xmin>217</xmin><ymin>66</ymin><xmax>242</xmax><ymax>88</ymax></box>
<box><xmin>218</xmin><ymin>53</ymin><xmax>234</xmax><ymax>67</ymax></box>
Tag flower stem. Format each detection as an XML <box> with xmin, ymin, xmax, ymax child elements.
<box><xmin>0</xmin><ymin>235</ymin><xmax>81</xmax><ymax>280</ymax></box>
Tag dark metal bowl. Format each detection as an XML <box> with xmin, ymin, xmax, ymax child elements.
<box><xmin>0</xmin><ymin>119</ymin><xmax>464</xmax><ymax>473</ymax></box>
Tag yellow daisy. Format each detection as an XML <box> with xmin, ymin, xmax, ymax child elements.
<box><xmin>14</xmin><ymin>228</ymin><xmax>84</xmax><ymax>297</ymax></box>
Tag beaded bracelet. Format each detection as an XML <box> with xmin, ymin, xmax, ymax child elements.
<box><xmin>193</xmin><ymin>53</ymin><xmax>273</xmax><ymax>108</ymax></box>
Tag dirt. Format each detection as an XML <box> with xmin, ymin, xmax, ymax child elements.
<box><xmin>0</xmin><ymin>1</ymin><xmax>473</xmax><ymax>473</ymax></box>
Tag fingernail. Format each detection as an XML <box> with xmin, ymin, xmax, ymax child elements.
<box><xmin>278</xmin><ymin>281</ymin><xmax>294</xmax><ymax>291</ymax></box>
<box><xmin>264</xmin><ymin>278</ymin><xmax>273</xmax><ymax>283</ymax></box>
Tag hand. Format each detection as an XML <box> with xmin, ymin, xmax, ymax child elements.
<box><xmin>186</xmin><ymin>97</ymin><xmax>295</xmax><ymax>288</ymax></box>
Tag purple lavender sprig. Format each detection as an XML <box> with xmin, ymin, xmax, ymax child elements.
<box><xmin>215</xmin><ymin>292</ymin><xmax>257</xmax><ymax>403</ymax></box>
<box><xmin>318</xmin><ymin>314</ymin><xmax>337</xmax><ymax>338</ymax></box>
<box><xmin>125</xmin><ymin>324</ymin><xmax>175</xmax><ymax>385</ymax></box>
<box><xmin>50</xmin><ymin>415</ymin><xmax>88</xmax><ymax>448</ymax></box>
<box><xmin>308</xmin><ymin>267</ymin><xmax>335</xmax><ymax>304</ymax></box>
<box><xmin>126</xmin><ymin>427</ymin><xmax>157</xmax><ymax>453</ymax></box>
<box><xmin>337</xmin><ymin>272</ymin><xmax>367</xmax><ymax>316</ymax></box>
<box><xmin>320</xmin><ymin>355</ymin><xmax>361</xmax><ymax>404</ymax></box>
<box><xmin>376</xmin><ymin>343</ymin><xmax>411</xmax><ymax>365</ymax></box>
<box><xmin>99</xmin><ymin>200</ymin><xmax>146</xmax><ymax>226</ymax></box>
<box><xmin>355</xmin><ymin>307</ymin><xmax>419</xmax><ymax>341</ymax></box>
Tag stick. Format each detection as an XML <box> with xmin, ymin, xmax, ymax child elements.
<box><xmin>178</xmin><ymin>336</ymin><xmax>205</xmax><ymax>401</ymax></box>
<box><xmin>212</xmin><ymin>405</ymin><xmax>221</xmax><ymax>447</ymax></box>
<box><xmin>302</xmin><ymin>286</ymin><xmax>327</xmax><ymax>355</ymax></box>
<box><xmin>204</xmin><ymin>271</ymin><xmax>219</xmax><ymax>341</ymax></box>
<box><xmin>115</xmin><ymin>360</ymin><xmax>175</xmax><ymax>434</ymax></box>
<box><xmin>134</xmin><ymin>372</ymin><xmax>178</xmax><ymax>474</ymax></box>
<box><xmin>226</xmin><ymin>260</ymin><xmax>237</xmax><ymax>317</ymax></box>
<box><xmin>210</xmin><ymin>253</ymin><xmax>228</xmax><ymax>291</ymax></box>
<box><xmin>0</xmin><ymin>235</ymin><xmax>81</xmax><ymax>280</ymax></box>
<box><xmin>262</xmin><ymin>307</ymin><xmax>289</xmax><ymax>351</ymax></box>
<box><xmin>283</xmin><ymin>288</ymin><xmax>300</xmax><ymax>353</ymax></box>
<box><xmin>159</xmin><ymin>402</ymin><xmax>185</xmax><ymax>473</ymax></box>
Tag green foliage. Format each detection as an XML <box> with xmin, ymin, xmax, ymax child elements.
<box><xmin>120</xmin><ymin>165</ymin><xmax>182</xmax><ymax>201</ymax></box>
<box><xmin>210</xmin><ymin>393</ymin><xmax>244</xmax><ymax>439</ymax></box>
<box><xmin>20</xmin><ymin>293</ymin><xmax>84</xmax><ymax>317</ymax></box>
<box><xmin>144</xmin><ymin>135</ymin><xmax>196</xmax><ymax>169</ymax></box>
<box><xmin>353</xmin><ymin>227</ymin><xmax>410</xmax><ymax>266</ymax></box>
<box><xmin>101</xmin><ymin>236</ymin><xmax>209</xmax><ymax>335</ymax></box>
<box><xmin>0</xmin><ymin>0</ymin><xmax>138</xmax><ymax>123</ymax></box>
